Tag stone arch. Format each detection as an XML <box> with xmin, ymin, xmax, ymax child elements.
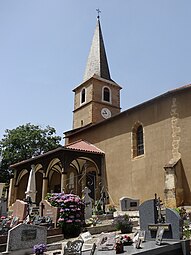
<box><xmin>16</xmin><ymin>169</ymin><xmax>29</xmax><ymax>200</ymax></box>
<box><xmin>70</xmin><ymin>157</ymin><xmax>100</xmax><ymax>200</ymax></box>
<box><xmin>46</xmin><ymin>158</ymin><xmax>62</xmax><ymax>194</ymax></box>
<box><xmin>16</xmin><ymin>169</ymin><xmax>28</xmax><ymax>186</ymax></box>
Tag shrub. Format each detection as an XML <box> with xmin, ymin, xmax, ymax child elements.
<box><xmin>112</xmin><ymin>214</ymin><xmax>133</xmax><ymax>231</ymax></box>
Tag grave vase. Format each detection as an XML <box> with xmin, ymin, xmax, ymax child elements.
<box><xmin>115</xmin><ymin>243</ymin><xmax>124</xmax><ymax>254</ymax></box>
<box><xmin>62</xmin><ymin>223</ymin><xmax>81</xmax><ymax>238</ymax></box>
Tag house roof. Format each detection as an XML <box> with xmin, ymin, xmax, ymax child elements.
<box><xmin>10</xmin><ymin>140</ymin><xmax>104</xmax><ymax>169</ymax></box>
<box><xmin>64</xmin><ymin>140</ymin><xmax>104</xmax><ymax>154</ymax></box>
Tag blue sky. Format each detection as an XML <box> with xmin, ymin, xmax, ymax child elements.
<box><xmin>0</xmin><ymin>1</ymin><xmax>191</xmax><ymax>143</ymax></box>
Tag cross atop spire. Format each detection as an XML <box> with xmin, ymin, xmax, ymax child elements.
<box><xmin>83</xmin><ymin>15</ymin><xmax>111</xmax><ymax>82</ymax></box>
<box><xmin>96</xmin><ymin>8</ymin><xmax>101</xmax><ymax>19</ymax></box>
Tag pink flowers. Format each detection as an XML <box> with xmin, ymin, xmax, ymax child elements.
<box><xmin>66</xmin><ymin>220</ymin><xmax>73</xmax><ymax>223</ymax></box>
<box><xmin>47</xmin><ymin>192</ymin><xmax>85</xmax><ymax>229</ymax></box>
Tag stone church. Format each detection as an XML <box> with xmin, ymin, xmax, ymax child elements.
<box><xmin>8</xmin><ymin>17</ymin><xmax>191</xmax><ymax>209</ymax></box>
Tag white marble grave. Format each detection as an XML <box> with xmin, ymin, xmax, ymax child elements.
<box><xmin>83</xmin><ymin>187</ymin><xmax>93</xmax><ymax>220</ymax></box>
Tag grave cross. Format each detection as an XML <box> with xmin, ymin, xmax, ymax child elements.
<box><xmin>154</xmin><ymin>193</ymin><xmax>164</xmax><ymax>223</ymax></box>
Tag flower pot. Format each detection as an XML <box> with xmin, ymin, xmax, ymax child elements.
<box><xmin>120</xmin><ymin>225</ymin><xmax>133</xmax><ymax>234</ymax></box>
<box><xmin>62</xmin><ymin>223</ymin><xmax>81</xmax><ymax>238</ymax></box>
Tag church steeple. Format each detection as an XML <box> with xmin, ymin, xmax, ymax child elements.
<box><xmin>72</xmin><ymin>14</ymin><xmax>121</xmax><ymax>130</ymax></box>
<box><xmin>83</xmin><ymin>16</ymin><xmax>111</xmax><ymax>82</ymax></box>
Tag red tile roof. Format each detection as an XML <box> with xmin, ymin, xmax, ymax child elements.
<box><xmin>65</xmin><ymin>140</ymin><xmax>104</xmax><ymax>154</ymax></box>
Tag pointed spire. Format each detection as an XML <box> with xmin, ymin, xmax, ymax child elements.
<box><xmin>83</xmin><ymin>15</ymin><xmax>111</xmax><ymax>82</ymax></box>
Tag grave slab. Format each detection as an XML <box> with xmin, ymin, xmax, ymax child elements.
<box><xmin>82</xmin><ymin>240</ymin><xmax>190</xmax><ymax>255</ymax></box>
<box><xmin>40</xmin><ymin>199</ymin><xmax>59</xmax><ymax>227</ymax></box>
<box><xmin>3</xmin><ymin>223</ymin><xmax>47</xmax><ymax>253</ymax></box>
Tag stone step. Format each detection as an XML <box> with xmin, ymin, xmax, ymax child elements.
<box><xmin>47</xmin><ymin>234</ymin><xmax>64</xmax><ymax>244</ymax></box>
<box><xmin>0</xmin><ymin>243</ymin><xmax>6</xmax><ymax>252</ymax></box>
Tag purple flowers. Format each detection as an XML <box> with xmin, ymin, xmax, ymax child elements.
<box><xmin>33</xmin><ymin>243</ymin><xmax>46</xmax><ymax>254</ymax></box>
<box><xmin>47</xmin><ymin>192</ymin><xmax>85</xmax><ymax>230</ymax></box>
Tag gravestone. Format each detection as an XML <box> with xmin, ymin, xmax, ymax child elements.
<box><xmin>139</xmin><ymin>195</ymin><xmax>183</xmax><ymax>240</ymax></box>
<box><xmin>0</xmin><ymin>198</ymin><xmax>7</xmax><ymax>217</ymax></box>
<box><xmin>139</xmin><ymin>199</ymin><xmax>158</xmax><ymax>239</ymax></box>
<box><xmin>166</xmin><ymin>208</ymin><xmax>183</xmax><ymax>239</ymax></box>
<box><xmin>80</xmin><ymin>231</ymin><xmax>92</xmax><ymax>242</ymax></box>
<box><xmin>96</xmin><ymin>232</ymin><xmax>116</xmax><ymax>251</ymax></box>
<box><xmin>4</xmin><ymin>223</ymin><xmax>47</xmax><ymax>253</ymax></box>
<box><xmin>80</xmin><ymin>231</ymin><xmax>94</xmax><ymax>251</ymax></box>
<box><xmin>83</xmin><ymin>187</ymin><xmax>92</xmax><ymax>220</ymax></box>
<box><xmin>120</xmin><ymin>197</ymin><xmax>140</xmax><ymax>211</ymax></box>
<box><xmin>40</xmin><ymin>199</ymin><xmax>59</xmax><ymax>227</ymax></box>
<box><xmin>12</xmin><ymin>200</ymin><xmax>28</xmax><ymax>221</ymax></box>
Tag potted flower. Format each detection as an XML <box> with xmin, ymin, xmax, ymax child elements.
<box><xmin>108</xmin><ymin>204</ymin><xmax>117</xmax><ymax>214</ymax></box>
<box><xmin>112</xmin><ymin>214</ymin><xmax>133</xmax><ymax>234</ymax></box>
<box><xmin>47</xmin><ymin>192</ymin><xmax>85</xmax><ymax>238</ymax></box>
<box><xmin>33</xmin><ymin>243</ymin><xmax>46</xmax><ymax>255</ymax></box>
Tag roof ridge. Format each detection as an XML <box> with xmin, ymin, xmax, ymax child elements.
<box><xmin>65</xmin><ymin>139</ymin><xmax>105</xmax><ymax>154</ymax></box>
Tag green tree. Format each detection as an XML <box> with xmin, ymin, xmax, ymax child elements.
<box><xmin>0</xmin><ymin>123</ymin><xmax>62</xmax><ymax>182</ymax></box>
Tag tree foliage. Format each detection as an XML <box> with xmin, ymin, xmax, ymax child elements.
<box><xmin>0</xmin><ymin>123</ymin><xmax>62</xmax><ymax>182</ymax></box>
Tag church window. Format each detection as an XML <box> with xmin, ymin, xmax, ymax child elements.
<box><xmin>132</xmin><ymin>123</ymin><xmax>144</xmax><ymax>158</ymax></box>
<box><xmin>81</xmin><ymin>88</ymin><xmax>86</xmax><ymax>104</ymax></box>
<box><xmin>137</xmin><ymin>125</ymin><xmax>144</xmax><ymax>156</ymax></box>
<box><xmin>102</xmin><ymin>86</ymin><xmax>111</xmax><ymax>103</ymax></box>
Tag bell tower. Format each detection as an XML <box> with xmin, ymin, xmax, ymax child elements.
<box><xmin>73</xmin><ymin>14</ymin><xmax>122</xmax><ymax>129</ymax></box>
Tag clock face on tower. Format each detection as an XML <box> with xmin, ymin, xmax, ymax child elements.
<box><xmin>101</xmin><ymin>108</ymin><xmax>111</xmax><ymax>119</ymax></box>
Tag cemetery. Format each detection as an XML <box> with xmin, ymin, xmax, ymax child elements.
<box><xmin>0</xmin><ymin>184</ymin><xmax>191</xmax><ymax>255</ymax></box>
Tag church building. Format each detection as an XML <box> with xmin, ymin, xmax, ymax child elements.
<box><xmin>8</xmin><ymin>16</ymin><xmax>191</xmax><ymax>209</ymax></box>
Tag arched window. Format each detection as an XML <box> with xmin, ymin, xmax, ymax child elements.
<box><xmin>137</xmin><ymin>125</ymin><xmax>144</xmax><ymax>156</ymax></box>
<box><xmin>102</xmin><ymin>87</ymin><xmax>111</xmax><ymax>102</ymax></box>
<box><xmin>81</xmin><ymin>88</ymin><xmax>86</xmax><ymax>104</ymax></box>
<box><xmin>132</xmin><ymin>123</ymin><xmax>144</xmax><ymax>158</ymax></box>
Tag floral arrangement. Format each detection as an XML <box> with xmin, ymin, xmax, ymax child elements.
<box><xmin>46</xmin><ymin>192</ymin><xmax>85</xmax><ymax>237</ymax></box>
<box><xmin>108</xmin><ymin>204</ymin><xmax>117</xmax><ymax>213</ymax></box>
<box><xmin>112</xmin><ymin>214</ymin><xmax>133</xmax><ymax>232</ymax></box>
<box><xmin>85</xmin><ymin>215</ymin><xmax>99</xmax><ymax>226</ymax></box>
<box><xmin>119</xmin><ymin>235</ymin><xmax>133</xmax><ymax>245</ymax></box>
<box><xmin>33</xmin><ymin>243</ymin><xmax>46</xmax><ymax>254</ymax></box>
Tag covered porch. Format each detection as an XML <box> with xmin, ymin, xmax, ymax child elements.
<box><xmin>8</xmin><ymin>140</ymin><xmax>105</xmax><ymax>207</ymax></box>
